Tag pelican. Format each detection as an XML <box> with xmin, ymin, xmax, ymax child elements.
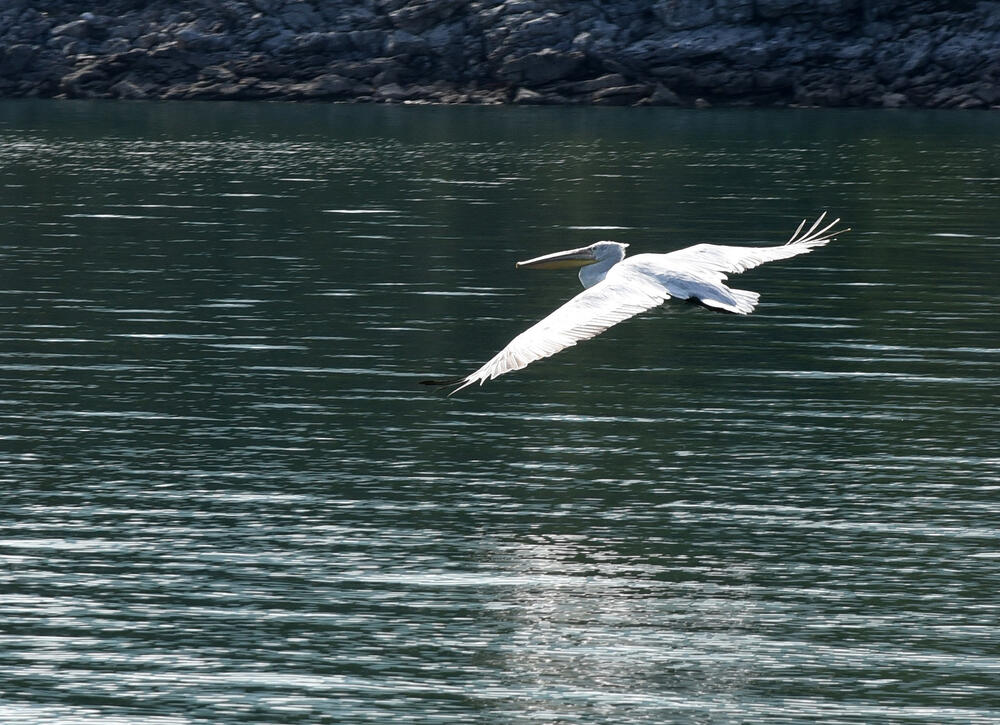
<box><xmin>424</xmin><ymin>213</ymin><xmax>846</xmax><ymax>395</ymax></box>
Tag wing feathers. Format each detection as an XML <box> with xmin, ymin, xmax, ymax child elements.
<box><xmin>450</xmin><ymin>272</ymin><xmax>669</xmax><ymax>394</ymax></box>
<box><xmin>662</xmin><ymin>211</ymin><xmax>846</xmax><ymax>278</ymax></box>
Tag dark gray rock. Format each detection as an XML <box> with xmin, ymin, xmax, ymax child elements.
<box><xmin>973</xmin><ymin>82</ymin><xmax>1000</xmax><ymax>105</ymax></box>
<box><xmin>497</xmin><ymin>48</ymin><xmax>584</xmax><ymax>86</ymax></box>
<box><xmin>51</xmin><ymin>19</ymin><xmax>92</xmax><ymax>40</ymax></box>
<box><xmin>422</xmin><ymin>20</ymin><xmax>466</xmax><ymax>54</ymax></box>
<box><xmin>60</xmin><ymin>64</ymin><xmax>107</xmax><ymax>97</ymax></box>
<box><xmin>653</xmin><ymin>0</ymin><xmax>716</xmax><ymax>30</ymax></box>
<box><xmin>487</xmin><ymin>10</ymin><xmax>577</xmax><ymax>63</ymax></box>
<box><xmin>933</xmin><ymin>34</ymin><xmax>985</xmax><ymax>71</ymax></box>
<box><xmin>349</xmin><ymin>30</ymin><xmax>388</xmax><ymax>56</ymax></box>
<box><xmin>280</xmin><ymin>2</ymin><xmax>323</xmax><ymax>33</ymax></box>
<box><xmin>556</xmin><ymin>73</ymin><xmax>628</xmax><ymax>94</ymax></box>
<box><xmin>291</xmin><ymin>31</ymin><xmax>354</xmax><ymax>56</ymax></box>
<box><xmin>512</xmin><ymin>86</ymin><xmax>569</xmax><ymax>104</ymax></box>
<box><xmin>389</xmin><ymin>0</ymin><xmax>464</xmax><ymax>34</ymax></box>
<box><xmin>591</xmin><ymin>83</ymin><xmax>651</xmax><ymax>105</ymax></box>
<box><xmin>881</xmin><ymin>91</ymin><xmax>908</xmax><ymax>108</ymax></box>
<box><xmin>622</xmin><ymin>26</ymin><xmax>766</xmax><ymax>69</ymax></box>
<box><xmin>109</xmin><ymin>78</ymin><xmax>149</xmax><ymax>99</ymax></box>
<box><xmin>101</xmin><ymin>38</ymin><xmax>132</xmax><ymax>55</ymax></box>
<box><xmin>899</xmin><ymin>39</ymin><xmax>935</xmax><ymax>75</ymax></box>
<box><xmin>957</xmin><ymin>96</ymin><xmax>987</xmax><ymax>109</ymax></box>
<box><xmin>754</xmin><ymin>68</ymin><xmax>796</xmax><ymax>92</ymax></box>
<box><xmin>645</xmin><ymin>83</ymin><xmax>682</xmax><ymax>106</ymax></box>
<box><xmin>134</xmin><ymin>33</ymin><xmax>162</xmax><ymax>50</ymax></box>
<box><xmin>384</xmin><ymin>30</ymin><xmax>428</xmax><ymax>57</ymax></box>
<box><xmin>374</xmin><ymin>82</ymin><xmax>415</xmax><ymax>101</ymax></box>
<box><xmin>176</xmin><ymin>28</ymin><xmax>232</xmax><ymax>53</ymax></box>
<box><xmin>0</xmin><ymin>44</ymin><xmax>35</xmax><ymax>77</ymax></box>
<box><xmin>260</xmin><ymin>30</ymin><xmax>296</xmax><ymax>54</ymax></box>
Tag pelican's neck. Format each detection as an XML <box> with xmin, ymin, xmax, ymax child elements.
<box><xmin>578</xmin><ymin>243</ymin><xmax>627</xmax><ymax>288</ymax></box>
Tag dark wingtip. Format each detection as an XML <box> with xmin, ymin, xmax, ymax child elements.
<box><xmin>420</xmin><ymin>377</ymin><xmax>465</xmax><ymax>387</ymax></box>
<box><xmin>419</xmin><ymin>377</ymin><xmax>469</xmax><ymax>396</ymax></box>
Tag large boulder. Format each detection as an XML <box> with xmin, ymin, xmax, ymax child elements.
<box><xmin>496</xmin><ymin>48</ymin><xmax>584</xmax><ymax>86</ymax></box>
<box><xmin>652</xmin><ymin>0</ymin><xmax>754</xmax><ymax>29</ymax></box>
<box><xmin>389</xmin><ymin>0</ymin><xmax>465</xmax><ymax>34</ymax></box>
<box><xmin>0</xmin><ymin>44</ymin><xmax>36</xmax><ymax>77</ymax></box>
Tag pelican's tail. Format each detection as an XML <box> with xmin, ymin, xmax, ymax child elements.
<box><xmin>726</xmin><ymin>287</ymin><xmax>760</xmax><ymax>315</ymax></box>
<box><xmin>695</xmin><ymin>286</ymin><xmax>760</xmax><ymax>315</ymax></box>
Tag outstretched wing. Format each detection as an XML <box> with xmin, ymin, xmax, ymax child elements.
<box><xmin>443</xmin><ymin>266</ymin><xmax>670</xmax><ymax>395</ymax></box>
<box><xmin>660</xmin><ymin>212</ymin><xmax>844</xmax><ymax>277</ymax></box>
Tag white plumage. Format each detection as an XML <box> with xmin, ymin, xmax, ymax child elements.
<box><xmin>428</xmin><ymin>213</ymin><xmax>846</xmax><ymax>394</ymax></box>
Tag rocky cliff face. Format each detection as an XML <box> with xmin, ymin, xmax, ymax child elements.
<box><xmin>2</xmin><ymin>0</ymin><xmax>998</xmax><ymax>108</ymax></box>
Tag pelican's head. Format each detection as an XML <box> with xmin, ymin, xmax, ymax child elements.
<box><xmin>515</xmin><ymin>241</ymin><xmax>629</xmax><ymax>270</ymax></box>
<box><xmin>516</xmin><ymin>241</ymin><xmax>629</xmax><ymax>289</ymax></box>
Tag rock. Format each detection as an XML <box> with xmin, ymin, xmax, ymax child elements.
<box><xmin>497</xmin><ymin>49</ymin><xmax>584</xmax><ymax>86</ymax></box>
<box><xmin>135</xmin><ymin>33</ymin><xmax>162</xmax><ymax>50</ymax></box>
<box><xmin>109</xmin><ymin>79</ymin><xmax>149</xmax><ymax>99</ymax></box>
<box><xmin>260</xmin><ymin>30</ymin><xmax>296</xmax><ymax>54</ymax></box>
<box><xmin>509</xmin><ymin>87</ymin><xmax>541</xmax><ymax>104</ymax></box>
<box><xmin>507</xmin><ymin>11</ymin><xmax>575</xmax><ymax>50</ymax></box>
<box><xmin>591</xmin><ymin>83</ymin><xmax>651</xmax><ymax>105</ymax></box>
<box><xmin>291</xmin><ymin>31</ymin><xmax>353</xmax><ymax>56</ymax></box>
<box><xmin>13</xmin><ymin>8</ymin><xmax>56</xmax><ymax>42</ymax></box>
<box><xmin>899</xmin><ymin>39</ymin><xmax>935</xmax><ymax>74</ymax></box>
<box><xmin>423</xmin><ymin>20</ymin><xmax>466</xmax><ymax>54</ymax></box>
<box><xmin>0</xmin><ymin>44</ymin><xmax>36</xmax><ymax>77</ymax></box>
<box><xmin>653</xmin><ymin>0</ymin><xmax>715</xmax><ymax>30</ymax></box>
<box><xmin>513</xmin><ymin>87</ymin><xmax>571</xmax><ymax>104</ymax></box>
<box><xmin>176</xmin><ymin>28</ymin><xmax>232</xmax><ymax>53</ymax></box>
<box><xmin>50</xmin><ymin>19</ymin><xmax>92</xmax><ymax>40</ymax></box>
<box><xmin>754</xmin><ymin>68</ymin><xmax>795</xmax><ymax>92</ymax></box>
<box><xmin>348</xmin><ymin>30</ymin><xmax>388</xmax><ymax>56</ymax></box>
<box><xmin>385</xmin><ymin>30</ymin><xmax>429</xmax><ymax>57</ymax></box>
<box><xmin>284</xmin><ymin>73</ymin><xmax>353</xmax><ymax>100</ymax></box>
<box><xmin>645</xmin><ymin>83</ymin><xmax>682</xmax><ymax>105</ymax></box>
<box><xmin>973</xmin><ymin>83</ymin><xmax>1000</xmax><ymax>106</ymax></box>
<box><xmin>929</xmin><ymin>86</ymin><xmax>962</xmax><ymax>107</ymax></box>
<box><xmin>108</xmin><ymin>20</ymin><xmax>143</xmax><ymax>42</ymax></box>
<box><xmin>199</xmin><ymin>65</ymin><xmax>237</xmax><ymax>83</ymax></box>
<box><xmin>374</xmin><ymin>82</ymin><xmax>412</xmax><ymax>101</ymax></box>
<box><xmin>280</xmin><ymin>2</ymin><xmax>322</xmax><ymax>32</ymax></box>
<box><xmin>650</xmin><ymin>64</ymin><xmax>698</xmax><ymax>89</ymax></box>
<box><xmin>956</xmin><ymin>95</ymin><xmax>986</xmax><ymax>109</ymax></box>
<box><xmin>100</xmin><ymin>38</ymin><xmax>132</xmax><ymax>55</ymax></box>
<box><xmin>60</xmin><ymin>64</ymin><xmax>106</xmax><ymax>97</ymax></box>
<box><xmin>622</xmin><ymin>26</ymin><xmax>766</xmax><ymax>69</ymax></box>
<box><xmin>389</xmin><ymin>0</ymin><xmax>464</xmax><ymax>34</ymax></box>
<box><xmin>881</xmin><ymin>91</ymin><xmax>908</xmax><ymax>108</ymax></box>
<box><xmin>573</xmin><ymin>20</ymin><xmax>624</xmax><ymax>52</ymax></box>
<box><xmin>555</xmin><ymin>73</ymin><xmax>628</xmax><ymax>94</ymax></box>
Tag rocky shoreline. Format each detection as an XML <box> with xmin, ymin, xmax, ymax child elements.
<box><xmin>2</xmin><ymin>1</ymin><xmax>999</xmax><ymax>109</ymax></box>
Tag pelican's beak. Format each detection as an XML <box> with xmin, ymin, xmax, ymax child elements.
<box><xmin>515</xmin><ymin>246</ymin><xmax>597</xmax><ymax>270</ymax></box>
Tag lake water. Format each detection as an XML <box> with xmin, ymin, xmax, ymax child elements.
<box><xmin>1</xmin><ymin>100</ymin><xmax>998</xmax><ymax>724</ymax></box>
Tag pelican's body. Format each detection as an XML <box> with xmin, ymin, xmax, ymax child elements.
<box><xmin>428</xmin><ymin>213</ymin><xmax>846</xmax><ymax>394</ymax></box>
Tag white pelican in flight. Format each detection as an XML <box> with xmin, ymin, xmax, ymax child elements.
<box><xmin>425</xmin><ymin>213</ymin><xmax>846</xmax><ymax>395</ymax></box>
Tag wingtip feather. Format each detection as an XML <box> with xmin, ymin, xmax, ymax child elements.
<box><xmin>785</xmin><ymin>212</ymin><xmax>847</xmax><ymax>248</ymax></box>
